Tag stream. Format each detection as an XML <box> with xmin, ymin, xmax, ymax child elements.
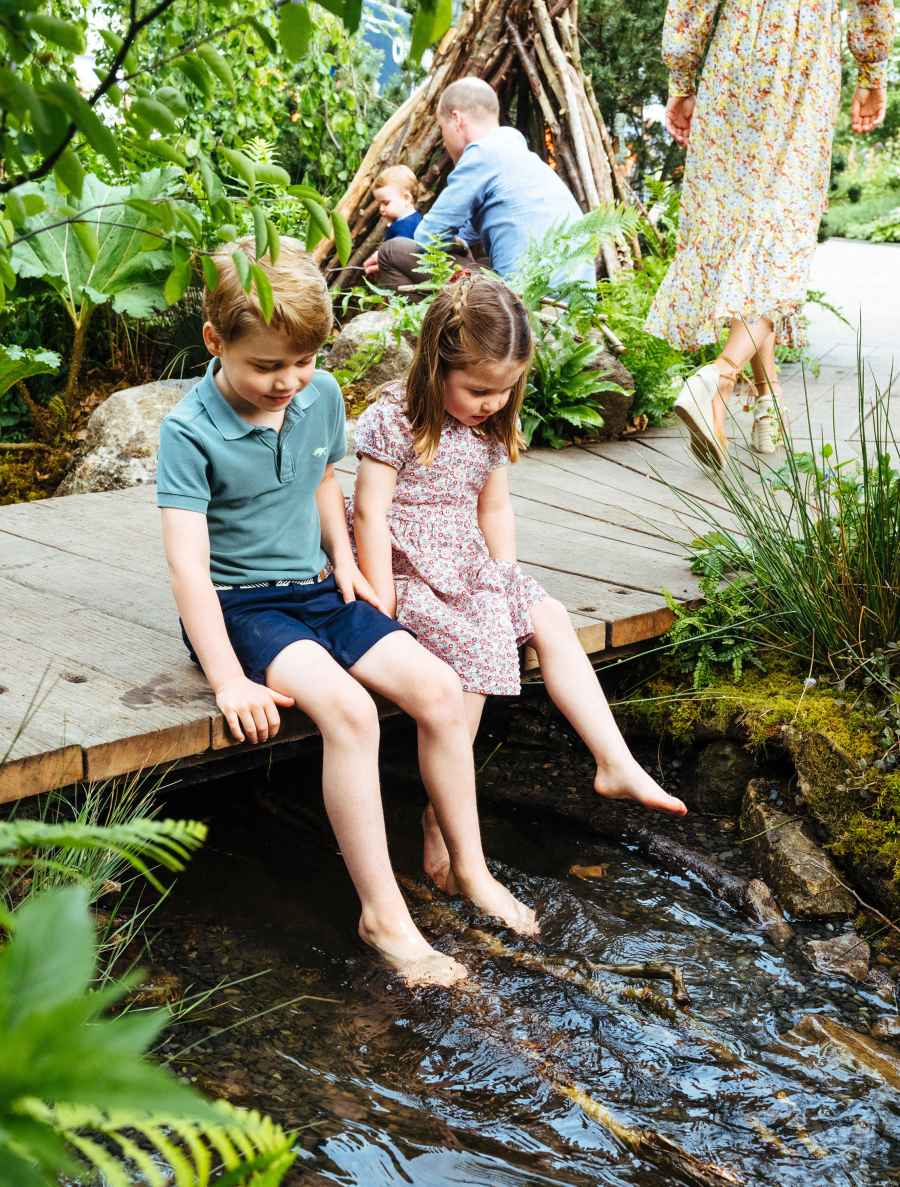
<box><xmin>149</xmin><ymin>721</ymin><xmax>900</xmax><ymax>1186</ymax></box>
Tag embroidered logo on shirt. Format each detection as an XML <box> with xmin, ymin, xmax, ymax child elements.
<box><xmin>312</xmin><ymin>446</ymin><xmax>327</xmax><ymax>456</ymax></box>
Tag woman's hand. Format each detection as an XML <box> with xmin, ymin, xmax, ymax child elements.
<box><xmin>333</xmin><ymin>560</ymin><xmax>391</xmax><ymax>616</ymax></box>
<box><xmin>851</xmin><ymin>86</ymin><xmax>887</xmax><ymax>134</ymax></box>
<box><xmin>666</xmin><ymin>95</ymin><xmax>695</xmax><ymax>147</ymax></box>
<box><xmin>215</xmin><ymin>676</ymin><xmax>294</xmax><ymax>744</ymax></box>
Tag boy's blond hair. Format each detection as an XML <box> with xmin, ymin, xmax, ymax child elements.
<box><xmin>374</xmin><ymin>164</ymin><xmax>419</xmax><ymax>203</ymax></box>
<box><xmin>203</xmin><ymin>235</ymin><xmax>333</xmax><ymax>351</ymax></box>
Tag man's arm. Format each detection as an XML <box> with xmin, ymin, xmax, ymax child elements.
<box><xmin>352</xmin><ymin>457</ymin><xmax>399</xmax><ymax>617</ymax></box>
<box><xmin>161</xmin><ymin>508</ymin><xmax>293</xmax><ymax>743</ymax></box>
<box><xmin>413</xmin><ymin>145</ymin><xmax>486</xmax><ymax>247</ymax></box>
<box><xmin>316</xmin><ymin>465</ymin><xmax>386</xmax><ymax>611</ymax></box>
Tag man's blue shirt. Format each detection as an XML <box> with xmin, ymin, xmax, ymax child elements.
<box><xmin>413</xmin><ymin>126</ymin><xmax>593</xmax><ymax>282</ymax></box>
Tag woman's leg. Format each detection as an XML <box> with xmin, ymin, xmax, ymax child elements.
<box><xmin>710</xmin><ymin>316</ymin><xmax>775</xmax><ymax>437</ymax></box>
<box><xmin>422</xmin><ymin>692</ymin><xmax>485</xmax><ymax>894</ymax></box>
<box><xmin>528</xmin><ymin>598</ymin><xmax>687</xmax><ymax>814</ymax></box>
<box><xmin>351</xmin><ymin>634</ymin><xmax>537</xmax><ymax>935</ymax></box>
<box><xmin>749</xmin><ymin>323</ymin><xmax>778</xmax><ymax>395</ymax></box>
<box><xmin>266</xmin><ymin>640</ymin><xmax>467</xmax><ymax>986</ymax></box>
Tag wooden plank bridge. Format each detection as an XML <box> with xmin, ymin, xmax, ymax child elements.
<box><xmin>4</xmin><ymin>227</ymin><xmax>893</xmax><ymax>805</ymax></box>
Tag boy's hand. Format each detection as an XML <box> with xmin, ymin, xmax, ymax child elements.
<box><xmin>215</xmin><ymin>676</ymin><xmax>294</xmax><ymax>744</ymax></box>
<box><xmin>333</xmin><ymin>561</ymin><xmax>390</xmax><ymax>615</ymax></box>
<box><xmin>363</xmin><ymin>251</ymin><xmax>380</xmax><ymax>276</ymax></box>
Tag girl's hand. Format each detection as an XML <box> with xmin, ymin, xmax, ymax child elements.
<box><xmin>334</xmin><ymin>561</ymin><xmax>389</xmax><ymax>615</ymax></box>
<box><xmin>851</xmin><ymin>86</ymin><xmax>887</xmax><ymax>134</ymax></box>
<box><xmin>665</xmin><ymin>95</ymin><xmax>695</xmax><ymax>147</ymax></box>
<box><xmin>215</xmin><ymin>676</ymin><xmax>294</xmax><ymax>744</ymax></box>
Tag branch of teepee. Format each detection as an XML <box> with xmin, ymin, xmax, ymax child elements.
<box><xmin>506</xmin><ymin>17</ymin><xmax>561</xmax><ymax>139</ymax></box>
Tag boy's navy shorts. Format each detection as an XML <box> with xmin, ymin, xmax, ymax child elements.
<box><xmin>181</xmin><ymin>574</ymin><xmax>410</xmax><ymax>686</ymax></box>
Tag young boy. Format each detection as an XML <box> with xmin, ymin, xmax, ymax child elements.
<box><xmin>374</xmin><ymin>164</ymin><xmax>422</xmax><ymax>242</ymax></box>
<box><xmin>156</xmin><ymin>237</ymin><xmax>536</xmax><ymax>986</ymax></box>
<box><xmin>362</xmin><ymin>165</ymin><xmax>422</xmax><ymax>278</ymax></box>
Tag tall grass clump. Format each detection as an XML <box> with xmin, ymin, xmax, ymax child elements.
<box><xmin>675</xmin><ymin>362</ymin><xmax>899</xmax><ymax>690</ymax></box>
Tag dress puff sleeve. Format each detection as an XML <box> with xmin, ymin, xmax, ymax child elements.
<box><xmin>848</xmin><ymin>0</ymin><xmax>895</xmax><ymax>90</ymax></box>
<box><xmin>354</xmin><ymin>386</ymin><xmax>414</xmax><ymax>471</ymax></box>
<box><xmin>662</xmin><ymin>0</ymin><xmax>721</xmax><ymax>98</ymax></box>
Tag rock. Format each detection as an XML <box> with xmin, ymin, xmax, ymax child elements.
<box><xmin>871</xmin><ymin>1016</ymin><xmax>900</xmax><ymax>1043</ymax></box>
<box><xmin>324</xmin><ymin>309</ymin><xmax>414</xmax><ymax>395</ymax></box>
<box><xmin>805</xmin><ymin>931</ymin><xmax>870</xmax><ymax>982</ymax></box>
<box><xmin>585</xmin><ymin>343</ymin><xmax>635</xmax><ymax>440</ymax></box>
<box><xmin>683</xmin><ymin>739</ymin><xmax>756</xmax><ymax>815</ymax></box>
<box><xmin>784</xmin><ymin>1014</ymin><xmax>900</xmax><ymax>1089</ymax></box>
<box><xmin>866</xmin><ymin>967</ymin><xmax>897</xmax><ymax>1003</ymax></box>
<box><xmin>740</xmin><ymin>780</ymin><xmax>857</xmax><ymax>918</ymax></box>
<box><xmin>58</xmin><ymin>379</ymin><xmax>194</xmax><ymax>495</ymax></box>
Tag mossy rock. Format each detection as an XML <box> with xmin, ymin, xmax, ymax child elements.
<box><xmin>618</xmin><ymin>669</ymin><xmax>900</xmax><ymax>914</ymax></box>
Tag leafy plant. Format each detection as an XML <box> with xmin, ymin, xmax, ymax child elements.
<box><xmin>662</xmin><ymin>572</ymin><xmax>764</xmax><ymax>690</ymax></box>
<box><xmin>672</xmin><ymin>362</ymin><xmax>900</xmax><ymax>684</ymax></box>
<box><xmin>0</xmin><ymin>884</ymin><xmax>296</xmax><ymax>1186</ymax></box>
<box><xmin>523</xmin><ymin>319</ymin><xmax>625</xmax><ymax>448</ymax></box>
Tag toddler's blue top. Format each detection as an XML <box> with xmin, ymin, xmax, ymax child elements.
<box><xmin>156</xmin><ymin>360</ymin><xmax>346</xmax><ymax>585</ymax></box>
<box><xmin>384</xmin><ymin>210</ymin><xmax>423</xmax><ymax>241</ymax></box>
<box><xmin>413</xmin><ymin>126</ymin><xmax>594</xmax><ymax>283</ymax></box>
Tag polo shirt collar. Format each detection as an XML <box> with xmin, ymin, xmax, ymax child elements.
<box><xmin>196</xmin><ymin>359</ymin><xmax>322</xmax><ymax>439</ymax></box>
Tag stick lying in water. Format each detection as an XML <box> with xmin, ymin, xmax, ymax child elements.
<box><xmin>397</xmin><ymin>878</ymin><xmax>744</xmax><ymax>1187</ymax></box>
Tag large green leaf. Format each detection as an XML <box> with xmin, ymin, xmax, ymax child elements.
<box><xmin>0</xmin><ymin>344</ymin><xmax>60</xmax><ymax>398</ymax></box>
<box><xmin>10</xmin><ymin>170</ymin><xmax>181</xmax><ymax>320</ymax></box>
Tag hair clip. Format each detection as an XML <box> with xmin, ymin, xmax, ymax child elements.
<box><xmin>448</xmin><ymin>267</ymin><xmax>473</xmax><ymax>284</ymax></box>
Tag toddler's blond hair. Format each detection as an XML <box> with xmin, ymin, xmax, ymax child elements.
<box><xmin>374</xmin><ymin>164</ymin><xmax>419</xmax><ymax>204</ymax></box>
<box><xmin>203</xmin><ymin>235</ymin><xmax>333</xmax><ymax>351</ymax></box>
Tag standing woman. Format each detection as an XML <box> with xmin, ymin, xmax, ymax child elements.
<box><xmin>646</xmin><ymin>0</ymin><xmax>894</xmax><ymax>465</ymax></box>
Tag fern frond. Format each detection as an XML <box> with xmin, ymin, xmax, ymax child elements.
<box><xmin>26</xmin><ymin>1100</ymin><xmax>296</xmax><ymax>1187</ymax></box>
<box><xmin>0</xmin><ymin>818</ymin><xmax>207</xmax><ymax>892</ymax></box>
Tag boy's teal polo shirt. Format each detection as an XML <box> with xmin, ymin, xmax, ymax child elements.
<box><xmin>156</xmin><ymin>359</ymin><xmax>346</xmax><ymax>585</ymax></box>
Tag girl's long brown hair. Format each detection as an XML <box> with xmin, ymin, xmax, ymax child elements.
<box><xmin>405</xmin><ymin>273</ymin><xmax>533</xmax><ymax>464</ymax></box>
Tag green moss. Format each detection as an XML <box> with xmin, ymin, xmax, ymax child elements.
<box><xmin>617</xmin><ymin>668</ymin><xmax>900</xmax><ymax>911</ymax></box>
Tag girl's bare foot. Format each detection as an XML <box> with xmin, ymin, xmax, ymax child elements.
<box><xmin>595</xmin><ymin>758</ymin><xmax>687</xmax><ymax>816</ymax></box>
<box><xmin>456</xmin><ymin>869</ymin><xmax>539</xmax><ymax>936</ymax></box>
<box><xmin>358</xmin><ymin>914</ymin><xmax>468</xmax><ymax>987</ymax></box>
<box><xmin>422</xmin><ymin>805</ymin><xmax>459</xmax><ymax>895</ymax></box>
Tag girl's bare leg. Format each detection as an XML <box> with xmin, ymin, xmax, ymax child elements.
<box><xmin>422</xmin><ymin>692</ymin><xmax>485</xmax><ymax>894</ymax></box>
<box><xmin>351</xmin><ymin>635</ymin><xmax>537</xmax><ymax>935</ymax></box>
<box><xmin>266</xmin><ymin>640</ymin><xmax>467</xmax><ymax>986</ymax></box>
<box><xmin>528</xmin><ymin>598</ymin><xmax>687</xmax><ymax>814</ymax></box>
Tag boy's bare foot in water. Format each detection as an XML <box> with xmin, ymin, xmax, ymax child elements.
<box><xmin>358</xmin><ymin>913</ymin><xmax>468</xmax><ymax>987</ymax></box>
<box><xmin>595</xmin><ymin>757</ymin><xmax>687</xmax><ymax>816</ymax></box>
<box><xmin>422</xmin><ymin>805</ymin><xmax>459</xmax><ymax>894</ymax></box>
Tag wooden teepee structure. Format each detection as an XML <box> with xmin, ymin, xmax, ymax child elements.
<box><xmin>318</xmin><ymin>0</ymin><xmax>639</xmax><ymax>290</ymax></box>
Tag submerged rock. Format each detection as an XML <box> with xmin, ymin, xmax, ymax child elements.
<box><xmin>805</xmin><ymin>931</ymin><xmax>870</xmax><ymax>983</ymax></box>
<box><xmin>785</xmin><ymin>1014</ymin><xmax>900</xmax><ymax>1089</ymax></box>
<box><xmin>324</xmin><ymin>309</ymin><xmax>414</xmax><ymax>395</ymax></box>
<box><xmin>58</xmin><ymin>378</ymin><xmax>194</xmax><ymax>495</ymax></box>
<box><xmin>740</xmin><ymin>780</ymin><xmax>856</xmax><ymax>918</ymax></box>
<box><xmin>683</xmin><ymin>739</ymin><xmax>755</xmax><ymax>815</ymax></box>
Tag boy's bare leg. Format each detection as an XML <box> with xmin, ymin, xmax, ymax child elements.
<box><xmin>266</xmin><ymin>640</ymin><xmax>467</xmax><ymax>986</ymax></box>
<box><xmin>350</xmin><ymin>634</ymin><xmax>537</xmax><ymax>935</ymax></box>
<box><xmin>529</xmin><ymin>598</ymin><xmax>687</xmax><ymax>815</ymax></box>
<box><xmin>422</xmin><ymin>693</ymin><xmax>485</xmax><ymax>895</ymax></box>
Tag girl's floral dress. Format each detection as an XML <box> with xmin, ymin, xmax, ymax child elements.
<box><xmin>348</xmin><ymin>385</ymin><xmax>546</xmax><ymax>696</ymax></box>
<box><xmin>646</xmin><ymin>0</ymin><xmax>895</xmax><ymax>350</ymax></box>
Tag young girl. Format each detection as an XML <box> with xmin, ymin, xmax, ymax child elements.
<box><xmin>350</xmin><ymin>274</ymin><xmax>687</xmax><ymax>891</ymax></box>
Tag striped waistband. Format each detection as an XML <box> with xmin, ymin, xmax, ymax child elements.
<box><xmin>213</xmin><ymin>566</ymin><xmax>331</xmax><ymax>591</ymax></box>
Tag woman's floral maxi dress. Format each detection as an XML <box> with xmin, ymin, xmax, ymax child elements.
<box><xmin>348</xmin><ymin>386</ymin><xmax>546</xmax><ymax>696</ymax></box>
<box><xmin>646</xmin><ymin>0</ymin><xmax>895</xmax><ymax>350</ymax></box>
